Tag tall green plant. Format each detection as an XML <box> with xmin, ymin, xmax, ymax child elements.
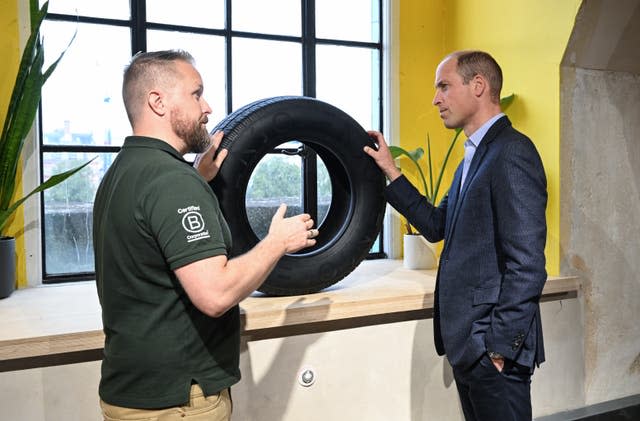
<box><xmin>0</xmin><ymin>0</ymin><xmax>90</xmax><ymax>236</ymax></box>
<box><xmin>389</xmin><ymin>94</ymin><xmax>515</xmax><ymax>233</ymax></box>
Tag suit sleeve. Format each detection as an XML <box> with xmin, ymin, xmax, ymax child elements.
<box><xmin>484</xmin><ymin>138</ymin><xmax>548</xmax><ymax>361</ymax></box>
<box><xmin>384</xmin><ymin>175</ymin><xmax>447</xmax><ymax>243</ymax></box>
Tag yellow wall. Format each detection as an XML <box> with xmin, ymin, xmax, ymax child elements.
<box><xmin>398</xmin><ymin>0</ymin><xmax>582</xmax><ymax>274</ymax></box>
<box><xmin>1</xmin><ymin>0</ymin><xmax>27</xmax><ymax>287</ymax></box>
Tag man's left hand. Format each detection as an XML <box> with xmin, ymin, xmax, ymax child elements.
<box><xmin>490</xmin><ymin>355</ymin><xmax>505</xmax><ymax>372</ymax></box>
<box><xmin>195</xmin><ymin>130</ymin><xmax>228</xmax><ymax>182</ymax></box>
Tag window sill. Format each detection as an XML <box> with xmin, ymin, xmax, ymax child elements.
<box><xmin>0</xmin><ymin>259</ymin><xmax>579</xmax><ymax>372</ymax></box>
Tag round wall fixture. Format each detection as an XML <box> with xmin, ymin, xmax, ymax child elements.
<box><xmin>208</xmin><ymin>96</ymin><xmax>386</xmax><ymax>295</ymax></box>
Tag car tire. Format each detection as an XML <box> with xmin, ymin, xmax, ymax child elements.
<box><xmin>207</xmin><ymin>96</ymin><xmax>386</xmax><ymax>295</ymax></box>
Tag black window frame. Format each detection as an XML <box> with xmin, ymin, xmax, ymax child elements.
<box><xmin>40</xmin><ymin>0</ymin><xmax>385</xmax><ymax>283</ymax></box>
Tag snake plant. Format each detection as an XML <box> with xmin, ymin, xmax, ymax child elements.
<box><xmin>0</xmin><ymin>0</ymin><xmax>89</xmax><ymax>236</ymax></box>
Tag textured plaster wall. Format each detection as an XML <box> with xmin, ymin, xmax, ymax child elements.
<box><xmin>560</xmin><ymin>66</ymin><xmax>640</xmax><ymax>404</ymax></box>
<box><xmin>0</xmin><ymin>300</ymin><xmax>582</xmax><ymax>420</ymax></box>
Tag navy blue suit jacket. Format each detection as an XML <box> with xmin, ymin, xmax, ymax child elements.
<box><xmin>385</xmin><ymin>116</ymin><xmax>548</xmax><ymax>370</ymax></box>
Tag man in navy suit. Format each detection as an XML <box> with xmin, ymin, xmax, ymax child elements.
<box><xmin>364</xmin><ymin>50</ymin><xmax>547</xmax><ymax>420</ymax></box>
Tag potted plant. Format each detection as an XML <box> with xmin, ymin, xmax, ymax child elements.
<box><xmin>390</xmin><ymin>94</ymin><xmax>515</xmax><ymax>269</ymax></box>
<box><xmin>0</xmin><ymin>0</ymin><xmax>89</xmax><ymax>298</ymax></box>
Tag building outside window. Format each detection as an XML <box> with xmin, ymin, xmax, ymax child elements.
<box><xmin>39</xmin><ymin>0</ymin><xmax>384</xmax><ymax>282</ymax></box>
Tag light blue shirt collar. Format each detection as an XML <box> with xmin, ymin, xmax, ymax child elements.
<box><xmin>467</xmin><ymin>113</ymin><xmax>505</xmax><ymax>148</ymax></box>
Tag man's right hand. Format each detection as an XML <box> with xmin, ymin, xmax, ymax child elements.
<box><xmin>363</xmin><ymin>131</ymin><xmax>402</xmax><ymax>181</ymax></box>
<box><xmin>267</xmin><ymin>204</ymin><xmax>317</xmax><ymax>254</ymax></box>
<box><xmin>175</xmin><ymin>204</ymin><xmax>317</xmax><ymax>318</ymax></box>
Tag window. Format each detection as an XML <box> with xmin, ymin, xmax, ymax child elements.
<box><xmin>40</xmin><ymin>0</ymin><xmax>384</xmax><ymax>282</ymax></box>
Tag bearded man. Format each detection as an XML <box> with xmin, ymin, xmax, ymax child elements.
<box><xmin>93</xmin><ymin>50</ymin><xmax>319</xmax><ymax>420</ymax></box>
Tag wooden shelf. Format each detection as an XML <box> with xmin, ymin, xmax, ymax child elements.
<box><xmin>0</xmin><ymin>259</ymin><xmax>579</xmax><ymax>372</ymax></box>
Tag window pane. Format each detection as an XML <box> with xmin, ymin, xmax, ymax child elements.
<box><xmin>41</xmin><ymin>21</ymin><xmax>132</xmax><ymax>147</ymax></box>
<box><xmin>232</xmin><ymin>38</ymin><xmax>301</xmax><ymax>109</ymax></box>
<box><xmin>146</xmin><ymin>0</ymin><xmax>225</xmax><ymax>29</ymax></box>
<box><xmin>316</xmin><ymin>45</ymin><xmax>380</xmax><ymax>129</ymax></box>
<box><xmin>232</xmin><ymin>0</ymin><xmax>300</xmax><ymax>36</ymax></box>
<box><xmin>41</xmin><ymin>0</ymin><xmax>130</xmax><ymax>20</ymax></box>
<box><xmin>43</xmin><ymin>153</ymin><xmax>116</xmax><ymax>276</ymax></box>
<box><xmin>317</xmin><ymin>157</ymin><xmax>332</xmax><ymax>226</ymax></box>
<box><xmin>147</xmin><ymin>31</ymin><xmax>227</xmax><ymax>126</ymax></box>
<box><xmin>245</xmin><ymin>147</ymin><xmax>332</xmax><ymax>240</ymax></box>
<box><xmin>246</xmin><ymin>154</ymin><xmax>302</xmax><ymax>239</ymax></box>
<box><xmin>316</xmin><ymin>0</ymin><xmax>380</xmax><ymax>42</ymax></box>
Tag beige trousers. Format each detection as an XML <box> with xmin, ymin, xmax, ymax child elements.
<box><xmin>100</xmin><ymin>385</ymin><xmax>231</xmax><ymax>421</ymax></box>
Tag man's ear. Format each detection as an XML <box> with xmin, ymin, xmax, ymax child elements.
<box><xmin>472</xmin><ymin>74</ymin><xmax>488</xmax><ymax>98</ymax></box>
<box><xmin>148</xmin><ymin>90</ymin><xmax>166</xmax><ymax>116</ymax></box>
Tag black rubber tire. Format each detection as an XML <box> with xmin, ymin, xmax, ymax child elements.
<box><xmin>209</xmin><ymin>96</ymin><xmax>386</xmax><ymax>295</ymax></box>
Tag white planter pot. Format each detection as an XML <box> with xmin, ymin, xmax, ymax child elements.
<box><xmin>403</xmin><ymin>234</ymin><xmax>437</xmax><ymax>270</ymax></box>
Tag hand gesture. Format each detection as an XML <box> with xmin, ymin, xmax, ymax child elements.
<box><xmin>268</xmin><ymin>204</ymin><xmax>318</xmax><ymax>254</ymax></box>
<box><xmin>195</xmin><ymin>130</ymin><xmax>228</xmax><ymax>182</ymax></box>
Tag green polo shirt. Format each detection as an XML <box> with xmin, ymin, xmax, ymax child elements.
<box><xmin>93</xmin><ymin>136</ymin><xmax>239</xmax><ymax>409</ymax></box>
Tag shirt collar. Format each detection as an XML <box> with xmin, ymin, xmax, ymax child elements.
<box><xmin>467</xmin><ymin>113</ymin><xmax>505</xmax><ymax>148</ymax></box>
<box><xmin>122</xmin><ymin>136</ymin><xmax>186</xmax><ymax>162</ymax></box>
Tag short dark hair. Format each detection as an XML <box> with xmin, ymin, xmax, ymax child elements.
<box><xmin>122</xmin><ymin>50</ymin><xmax>195</xmax><ymax>125</ymax></box>
<box><xmin>450</xmin><ymin>51</ymin><xmax>502</xmax><ymax>103</ymax></box>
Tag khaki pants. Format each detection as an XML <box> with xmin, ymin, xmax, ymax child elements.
<box><xmin>100</xmin><ymin>385</ymin><xmax>231</xmax><ymax>421</ymax></box>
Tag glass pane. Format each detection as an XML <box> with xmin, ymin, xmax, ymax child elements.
<box><xmin>41</xmin><ymin>0</ymin><xmax>130</xmax><ymax>20</ymax></box>
<box><xmin>316</xmin><ymin>45</ymin><xmax>380</xmax><ymax>130</ymax></box>
<box><xmin>147</xmin><ymin>0</ymin><xmax>225</xmax><ymax>29</ymax></box>
<box><xmin>147</xmin><ymin>31</ymin><xmax>227</xmax><ymax>127</ymax></box>
<box><xmin>317</xmin><ymin>157</ymin><xmax>332</xmax><ymax>226</ymax></box>
<box><xmin>246</xmin><ymin>153</ymin><xmax>302</xmax><ymax>239</ymax></box>
<box><xmin>316</xmin><ymin>0</ymin><xmax>380</xmax><ymax>42</ymax></box>
<box><xmin>232</xmin><ymin>38</ymin><xmax>301</xmax><ymax>109</ymax></box>
<box><xmin>232</xmin><ymin>0</ymin><xmax>300</xmax><ymax>36</ymax></box>
<box><xmin>43</xmin><ymin>152</ymin><xmax>116</xmax><ymax>276</ymax></box>
<box><xmin>245</xmin><ymin>146</ymin><xmax>332</xmax><ymax>240</ymax></box>
<box><xmin>41</xmin><ymin>21</ymin><xmax>132</xmax><ymax>147</ymax></box>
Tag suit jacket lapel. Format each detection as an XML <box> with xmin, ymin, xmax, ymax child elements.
<box><xmin>444</xmin><ymin>163</ymin><xmax>463</xmax><ymax>243</ymax></box>
<box><xmin>444</xmin><ymin>116</ymin><xmax>512</xmax><ymax>245</ymax></box>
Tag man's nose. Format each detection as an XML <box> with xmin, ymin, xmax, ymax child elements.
<box><xmin>432</xmin><ymin>92</ymin><xmax>441</xmax><ymax>106</ymax></box>
<box><xmin>202</xmin><ymin>98</ymin><xmax>212</xmax><ymax>114</ymax></box>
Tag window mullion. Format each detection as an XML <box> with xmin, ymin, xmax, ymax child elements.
<box><xmin>301</xmin><ymin>147</ymin><xmax>318</xmax><ymax>225</ymax></box>
<box><xmin>301</xmin><ymin>0</ymin><xmax>315</xmax><ymax>98</ymax></box>
<box><xmin>225</xmin><ymin>0</ymin><xmax>233</xmax><ymax>113</ymax></box>
<box><xmin>130</xmin><ymin>0</ymin><xmax>147</xmax><ymax>53</ymax></box>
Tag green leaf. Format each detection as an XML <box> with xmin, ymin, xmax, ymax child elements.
<box><xmin>0</xmin><ymin>0</ymin><xmax>80</xmax><ymax>237</ymax></box>
<box><xmin>389</xmin><ymin>145</ymin><xmax>429</xmax><ymax>202</ymax></box>
<box><xmin>501</xmin><ymin>93</ymin><xmax>515</xmax><ymax>111</ymax></box>
<box><xmin>0</xmin><ymin>158</ymin><xmax>96</xmax><ymax>234</ymax></box>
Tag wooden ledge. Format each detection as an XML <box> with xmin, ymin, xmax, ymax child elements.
<box><xmin>0</xmin><ymin>260</ymin><xmax>580</xmax><ymax>372</ymax></box>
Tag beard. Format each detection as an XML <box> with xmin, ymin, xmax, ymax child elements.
<box><xmin>171</xmin><ymin>109</ymin><xmax>211</xmax><ymax>154</ymax></box>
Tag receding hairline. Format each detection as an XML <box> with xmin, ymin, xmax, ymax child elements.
<box><xmin>441</xmin><ymin>50</ymin><xmax>503</xmax><ymax>102</ymax></box>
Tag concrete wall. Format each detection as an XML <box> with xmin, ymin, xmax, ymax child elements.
<box><xmin>559</xmin><ymin>0</ymin><xmax>640</xmax><ymax>407</ymax></box>
<box><xmin>560</xmin><ymin>66</ymin><xmax>640</xmax><ymax>405</ymax></box>
<box><xmin>0</xmin><ymin>299</ymin><xmax>582</xmax><ymax>420</ymax></box>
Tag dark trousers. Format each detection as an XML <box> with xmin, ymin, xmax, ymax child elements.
<box><xmin>452</xmin><ymin>354</ymin><xmax>533</xmax><ymax>421</ymax></box>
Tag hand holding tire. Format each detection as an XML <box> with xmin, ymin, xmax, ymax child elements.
<box><xmin>364</xmin><ymin>131</ymin><xmax>402</xmax><ymax>182</ymax></box>
<box><xmin>194</xmin><ymin>130</ymin><xmax>228</xmax><ymax>182</ymax></box>
<box><xmin>267</xmin><ymin>204</ymin><xmax>317</xmax><ymax>254</ymax></box>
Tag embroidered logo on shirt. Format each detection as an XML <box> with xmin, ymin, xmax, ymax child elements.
<box><xmin>178</xmin><ymin>205</ymin><xmax>210</xmax><ymax>242</ymax></box>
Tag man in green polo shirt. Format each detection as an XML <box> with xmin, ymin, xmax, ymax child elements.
<box><xmin>93</xmin><ymin>50</ymin><xmax>319</xmax><ymax>420</ymax></box>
